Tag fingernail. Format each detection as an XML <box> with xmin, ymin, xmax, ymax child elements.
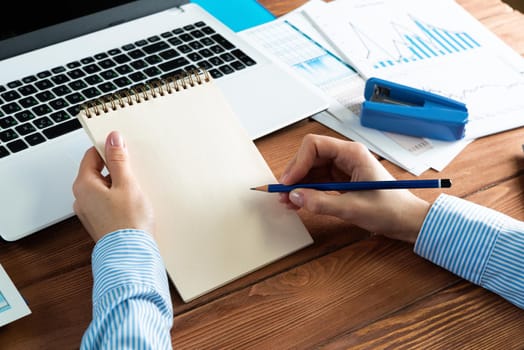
<box><xmin>289</xmin><ymin>190</ymin><xmax>304</xmax><ymax>207</ymax></box>
<box><xmin>279</xmin><ymin>172</ymin><xmax>289</xmax><ymax>184</ymax></box>
<box><xmin>110</xmin><ymin>132</ymin><xmax>124</xmax><ymax>148</ymax></box>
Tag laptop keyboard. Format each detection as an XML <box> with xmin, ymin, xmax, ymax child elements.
<box><xmin>0</xmin><ymin>21</ymin><xmax>256</xmax><ymax>159</ymax></box>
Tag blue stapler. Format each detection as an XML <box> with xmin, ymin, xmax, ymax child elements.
<box><xmin>360</xmin><ymin>77</ymin><xmax>468</xmax><ymax>141</ymax></box>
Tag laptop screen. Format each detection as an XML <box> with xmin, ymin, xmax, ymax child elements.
<box><xmin>0</xmin><ymin>0</ymin><xmax>188</xmax><ymax>60</ymax></box>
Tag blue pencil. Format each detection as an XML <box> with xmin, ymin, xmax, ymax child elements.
<box><xmin>250</xmin><ymin>179</ymin><xmax>452</xmax><ymax>192</ymax></box>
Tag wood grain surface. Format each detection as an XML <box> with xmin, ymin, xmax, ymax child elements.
<box><xmin>1</xmin><ymin>1</ymin><xmax>523</xmax><ymax>349</ymax></box>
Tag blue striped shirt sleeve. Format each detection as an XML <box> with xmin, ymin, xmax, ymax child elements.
<box><xmin>414</xmin><ymin>194</ymin><xmax>524</xmax><ymax>309</ymax></box>
<box><xmin>81</xmin><ymin>229</ymin><xmax>173</xmax><ymax>349</ymax></box>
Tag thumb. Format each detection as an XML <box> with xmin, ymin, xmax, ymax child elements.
<box><xmin>289</xmin><ymin>189</ymin><xmax>347</xmax><ymax>218</ymax></box>
<box><xmin>104</xmin><ymin>131</ymin><xmax>132</xmax><ymax>187</ymax></box>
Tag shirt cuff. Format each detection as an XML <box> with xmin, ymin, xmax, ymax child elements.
<box><xmin>414</xmin><ymin>194</ymin><xmax>505</xmax><ymax>284</ymax></box>
<box><xmin>91</xmin><ymin>229</ymin><xmax>171</xmax><ymax>310</ymax></box>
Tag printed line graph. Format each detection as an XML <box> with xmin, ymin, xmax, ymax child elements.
<box><xmin>348</xmin><ymin>15</ymin><xmax>482</xmax><ymax>69</ymax></box>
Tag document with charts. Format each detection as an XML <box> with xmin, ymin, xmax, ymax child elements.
<box><xmin>306</xmin><ymin>0</ymin><xmax>524</xmax><ymax>139</ymax></box>
<box><xmin>303</xmin><ymin>0</ymin><xmax>524</xmax><ymax>140</ymax></box>
<box><xmin>239</xmin><ymin>0</ymin><xmax>471</xmax><ymax>175</ymax></box>
<box><xmin>0</xmin><ymin>264</ymin><xmax>31</xmax><ymax>326</ymax></box>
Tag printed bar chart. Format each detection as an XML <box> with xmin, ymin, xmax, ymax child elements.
<box><xmin>374</xmin><ymin>17</ymin><xmax>481</xmax><ymax>69</ymax></box>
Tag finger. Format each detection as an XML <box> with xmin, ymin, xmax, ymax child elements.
<box><xmin>72</xmin><ymin>147</ymin><xmax>106</xmax><ymax>197</ymax></box>
<box><xmin>288</xmin><ymin>188</ymin><xmax>350</xmax><ymax>218</ymax></box>
<box><xmin>281</xmin><ymin>134</ymin><xmax>343</xmax><ymax>184</ymax></box>
<box><xmin>104</xmin><ymin>130</ymin><xmax>132</xmax><ymax>188</ymax></box>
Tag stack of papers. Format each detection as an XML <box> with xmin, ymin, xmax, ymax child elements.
<box><xmin>0</xmin><ymin>264</ymin><xmax>31</xmax><ymax>326</ymax></box>
<box><xmin>239</xmin><ymin>0</ymin><xmax>524</xmax><ymax>175</ymax></box>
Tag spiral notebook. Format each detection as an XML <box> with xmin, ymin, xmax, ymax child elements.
<box><xmin>77</xmin><ymin>70</ymin><xmax>313</xmax><ymax>302</ymax></box>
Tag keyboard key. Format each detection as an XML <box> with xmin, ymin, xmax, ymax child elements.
<box><xmin>22</xmin><ymin>75</ymin><xmax>37</xmax><ymax>83</ymax></box>
<box><xmin>168</xmin><ymin>37</ymin><xmax>182</xmax><ymax>46</ymax></box>
<box><xmin>135</xmin><ymin>39</ymin><xmax>148</xmax><ymax>46</ymax></box>
<box><xmin>210</xmin><ymin>45</ymin><xmax>225</xmax><ymax>54</ymax></box>
<box><xmin>15</xmin><ymin>122</ymin><xmax>36</xmax><ymax>135</ymax></box>
<box><xmin>0</xmin><ymin>129</ymin><xmax>18</xmax><ymax>142</ymax></box>
<box><xmin>129</xmin><ymin>71</ymin><xmax>147</xmax><ymax>82</ymax></box>
<box><xmin>147</xmin><ymin>35</ymin><xmax>161</xmax><ymax>43</ymax></box>
<box><xmin>158</xmin><ymin>57</ymin><xmax>189</xmax><ymax>72</ymax></box>
<box><xmin>113</xmin><ymin>54</ymin><xmax>131</xmax><ymax>64</ymax></box>
<box><xmin>15</xmin><ymin>110</ymin><xmax>35</xmax><ymax>123</ymax></box>
<box><xmin>67</xmin><ymin>69</ymin><xmax>86</xmax><ymax>79</ymax></box>
<box><xmin>129</xmin><ymin>49</ymin><xmax>146</xmax><ymax>59</ymax></box>
<box><xmin>51</xmin><ymin>74</ymin><xmax>71</xmax><ymax>85</ymax></box>
<box><xmin>42</xmin><ymin>118</ymin><xmax>81</xmax><ymax>139</ymax></box>
<box><xmin>81</xmin><ymin>87</ymin><xmax>101</xmax><ymax>99</ymax></box>
<box><xmin>145</xmin><ymin>55</ymin><xmax>162</xmax><ymax>65</ymax></box>
<box><xmin>220</xmin><ymin>53</ymin><xmax>235</xmax><ymax>62</ymax></box>
<box><xmin>108</xmin><ymin>48</ymin><xmax>121</xmax><ymax>55</ymax></box>
<box><xmin>25</xmin><ymin>132</ymin><xmax>46</xmax><ymax>146</ymax></box>
<box><xmin>100</xmin><ymin>70</ymin><xmax>119</xmax><ymax>80</ymax></box>
<box><xmin>67</xmin><ymin>61</ymin><xmax>81</xmax><ymax>69</ymax></box>
<box><xmin>189</xmin><ymin>41</ymin><xmax>204</xmax><ymax>50</ymax></box>
<box><xmin>35</xmin><ymin>91</ymin><xmax>55</xmax><ymax>102</ymax></box>
<box><xmin>113</xmin><ymin>77</ymin><xmax>132</xmax><ymax>88</ymax></box>
<box><xmin>99</xmin><ymin>59</ymin><xmax>116</xmax><ymax>69</ymax></box>
<box><xmin>19</xmin><ymin>96</ymin><xmax>39</xmax><ymax>108</ymax></box>
<box><xmin>6</xmin><ymin>139</ymin><xmax>27</xmax><ymax>153</ymax></box>
<box><xmin>190</xmin><ymin>30</ymin><xmax>205</xmax><ymax>39</ymax></box>
<box><xmin>35</xmin><ymin>79</ymin><xmax>54</xmax><ymax>90</ymax></box>
<box><xmin>0</xmin><ymin>116</ymin><xmax>17</xmax><ymax>129</ymax></box>
<box><xmin>83</xmin><ymin>64</ymin><xmax>101</xmax><ymax>74</ymax></box>
<box><xmin>159</xmin><ymin>49</ymin><xmax>179</xmax><ymax>60</ymax></box>
<box><xmin>230</xmin><ymin>61</ymin><xmax>246</xmax><ymax>70</ymax></box>
<box><xmin>231</xmin><ymin>49</ymin><xmax>256</xmax><ymax>66</ymax></box>
<box><xmin>130</xmin><ymin>59</ymin><xmax>148</xmax><ymax>70</ymax></box>
<box><xmin>84</xmin><ymin>75</ymin><xmax>103</xmax><ymax>85</ymax></box>
<box><xmin>201</xmin><ymin>26</ymin><xmax>215</xmax><ymax>35</ymax></box>
<box><xmin>32</xmin><ymin>104</ymin><xmax>52</xmax><ymax>116</ymax></box>
<box><xmin>2</xmin><ymin>102</ymin><xmax>22</xmax><ymax>114</ymax></box>
<box><xmin>115</xmin><ymin>64</ymin><xmax>133</xmax><ymax>75</ymax></box>
<box><xmin>50</xmin><ymin>111</ymin><xmax>71</xmax><ymax>123</ymax></box>
<box><xmin>0</xmin><ymin>145</ymin><xmax>9</xmax><ymax>158</ymax></box>
<box><xmin>7</xmin><ymin>80</ymin><xmax>22</xmax><ymax>89</ymax></box>
<box><xmin>80</xmin><ymin>57</ymin><xmax>95</xmax><ymax>64</ymax></box>
<box><xmin>65</xmin><ymin>93</ymin><xmax>85</xmax><ymax>104</ymax></box>
<box><xmin>69</xmin><ymin>80</ymin><xmax>88</xmax><ymax>90</ymax></box>
<box><xmin>94</xmin><ymin>52</ymin><xmax>108</xmax><ymax>60</ymax></box>
<box><xmin>180</xmin><ymin>34</ymin><xmax>193</xmax><ymax>42</ymax></box>
<box><xmin>49</xmin><ymin>98</ymin><xmax>69</xmax><ymax>110</ymax></box>
<box><xmin>98</xmin><ymin>82</ymin><xmax>117</xmax><ymax>93</ymax></box>
<box><xmin>1</xmin><ymin>90</ymin><xmax>21</xmax><ymax>101</ymax></box>
<box><xmin>51</xmin><ymin>66</ymin><xmax>66</xmax><ymax>74</ymax></box>
<box><xmin>37</xmin><ymin>71</ymin><xmax>52</xmax><ymax>79</ymax></box>
<box><xmin>144</xmin><ymin>42</ymin><xmax>170</xmax><ymax>55</ymax></box>
<box><xmin>209</xmin><ymin>57</ymin><xmax>224</xmax><ymax>66</ymax></box>
<box><xmin>143</xmin><ymin>67</ymin><xmax>161</xmax><ymax>77</ymax></box>
<box><xmin>33</xmin><ymin>116</ymin><xmax>54</xmax><ymax>129</ymax></box>
<box><xmin>52</xmin><ymin>85</ymin><xmax>72</xmax><ymax>96</ymax></box>
<box><xmin>208</xmin><ymin>69</ymin><xmax>223</xmax><ymax>79</ymax></box>
<box><xmin>122</xmin><ymin>43</ymin><xmax>135</xmax><ymax>51</ymax></box>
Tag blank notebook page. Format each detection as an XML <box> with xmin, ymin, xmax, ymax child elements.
<box><xmin>78</xmin><ymin>74</ymin><xmax>313</xmax><ymax>302</ymax></box>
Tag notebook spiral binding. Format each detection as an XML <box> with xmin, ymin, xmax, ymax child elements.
<box><xmin>81</xmin><ymin>68</ymin><xmax>211</xmax><ymax>118</ymax></box>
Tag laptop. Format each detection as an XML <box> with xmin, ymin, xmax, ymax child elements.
<box><xmin>0</xmin><ymin>0</ymin><xmax>328</xmax><ymax>241</ymax></box>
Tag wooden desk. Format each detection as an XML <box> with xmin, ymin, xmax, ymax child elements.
<box><xmin>1</xmin><ymin>1</ymin><xmax>523</xmax><ymax>348</ymax></box>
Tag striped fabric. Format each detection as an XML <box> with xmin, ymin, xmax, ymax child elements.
<box><xmin>81</xmin><ymin>230</ymin><xmax>173</xmax><ymax>350</ymax></box>
<box><xmin>415</xmin><ymin>194</ymin><xmax>524</xmax><ymax>309</ymax></box>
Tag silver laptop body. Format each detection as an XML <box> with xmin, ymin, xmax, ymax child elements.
<box><xmin>0</xmin><ymin>0</ymin><xmax>327</xmax><ymax>241</ymax></box>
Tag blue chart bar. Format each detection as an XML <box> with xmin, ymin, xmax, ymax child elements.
<box><xmin>374</xmin><ymin>18</ymin><xmax>482</xmax><ymax>69</ymax></box>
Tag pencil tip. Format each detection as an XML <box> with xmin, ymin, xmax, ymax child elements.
<box><xmin>441</xmin><ymin>179</ymin><xmax>452</xmax><ymax>188</ymax></box>
<box><xmin>250</xmin><ymin>185</ymin><xmax>268</xmax><ymax>192</ymax></box>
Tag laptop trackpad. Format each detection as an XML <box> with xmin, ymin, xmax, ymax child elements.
<box><xmin>0</xmin><ymin>131</ymin><xmax>90</xmax><ymax>241</ymax></box>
